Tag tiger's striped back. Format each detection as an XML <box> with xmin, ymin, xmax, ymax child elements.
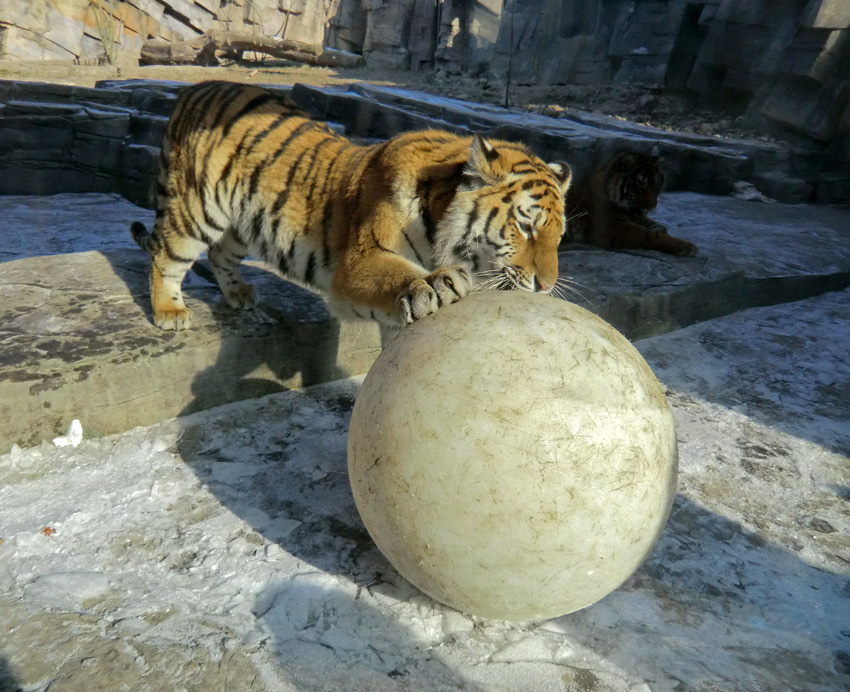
<box><xmin>136</xmin><ymin>81</ymin><xmax>357</xmax><ymax>291</ymax></box>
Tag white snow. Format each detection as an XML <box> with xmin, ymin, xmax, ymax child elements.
<box><xmin>52</xmin><ymin>419</ymin><xmax>83</xmax><ymax>448</ymax></box>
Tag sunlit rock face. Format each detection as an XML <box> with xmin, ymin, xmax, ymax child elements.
<box><xmin>2</xmin><ymin>1</ymin><xmax>846</xmax><ymax>143</ymax></box>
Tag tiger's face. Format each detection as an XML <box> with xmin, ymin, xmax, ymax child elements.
<box><xmin>438</xmin><ymin>135</ymin><xmax>572</xmax><ymax>294</ymax></box>
<box><xmin>605</xmin><ymin>153</ymin><xmax>664</xmax><ymax>214</ymax></box>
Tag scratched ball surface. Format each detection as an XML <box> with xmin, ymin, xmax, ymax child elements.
<box><xmin>347</xmin><ymin>291</ymin><xmax>677</xmax><ymax>621</ymax></box>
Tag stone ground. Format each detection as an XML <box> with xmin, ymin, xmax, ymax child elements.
<box><xmin>0</xmin><ymin>189</ymin><xmax>848</xmax><ymax>691</ymax></box>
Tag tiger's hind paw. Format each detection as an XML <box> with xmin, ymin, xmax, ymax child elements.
<box><xmin>397</xmin><ymin>266</ymin><xmax>472</xmax><ymax>324</ymax></box>
<box><xmin>223</xmin><ymin>283</ymin><xmax>257</xmax><ymax>310</ymax></box>
<box><xmin>154</xmin><ymin>307</ymin><xmax>193</xmax><ymax>331</ymax></box>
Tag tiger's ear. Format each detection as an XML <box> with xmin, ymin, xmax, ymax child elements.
<box><xmin>467</xmin><ymin>133</ymin><xmax>503</xmax><ymax>185</ymax></box>
<box><xmin>547</xmin><ymin>161</ymin><xmax>572</xmax><ymax>194</ymax></box>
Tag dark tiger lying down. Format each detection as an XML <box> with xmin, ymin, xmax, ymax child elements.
<box><xmin>562</xmin><ymin>152</ymin><xmax>698</xmax><ymax>256</ymax></box>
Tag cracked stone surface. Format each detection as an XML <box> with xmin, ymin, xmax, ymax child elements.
<box><xmin>0</xmin><ymin>195</ymin><xmax>382</xmax><ymax>450</ymax></box>
<box><xmin>1</xmin><ymin>286</ymin><xmax>848</xmax><ymax>690</ymax></box>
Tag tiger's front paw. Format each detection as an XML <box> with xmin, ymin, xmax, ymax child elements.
<box><xmin>397</xmin><ymin>266</ymin><xmax>472</xmax><ymax>324</ymax></box>
<box><xmin>154</xmin><ymin>306</ymin><xmax>193</xmax><ymax>331</ymax></box>
<box><xmin>672</xmin><ymin>240</ymin><xmax>698</xmax><ymax>257</ymax></box>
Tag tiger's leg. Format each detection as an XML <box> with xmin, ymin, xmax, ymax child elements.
<box><xmin>149</xmin><ymin>232</ymin><xmax>208</xmax><ymax>331</ymax></box>
<box><xmin>644</xmin><ymin>216</ymin><xmax>668</xmax><ymax>235</ymax></box>
<box><xmin>331</xmin><ymin>201</ymin><xmax>473</xmax><ymax>324</ymax></box>
<box><xmin>208</xmin><ymin>230</ymin><xmax>257</xmax><ymax>310</ymax></box>
<box><xmin>605</xmin><ymin>220</ymin><xmax>698</xmax><ymax>257</ymax></box>
<box><xmin>332</xmin><ymin>250</ymin><xmax>471</xmax><ymax>325</ymax></box>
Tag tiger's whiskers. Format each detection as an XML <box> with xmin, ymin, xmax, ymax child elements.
<box><xmin>472</xmin><ymin>271</ymin><xmax>511</xmax><ymax>294</ymax></box>
<box><xmin>552</xmin><ymin>276</ymin><xmax>592</xmax><ymax>306</ymax></box>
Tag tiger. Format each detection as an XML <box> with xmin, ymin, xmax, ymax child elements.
<box><xmin>561</xmin><ymin>152</ymin><xmax>698</xmax><ymax>256</ymax></box>
<box><xmin>130</xmin><ymin>80</ymin><xmax>572</xmax><ymax>331</ymax></box>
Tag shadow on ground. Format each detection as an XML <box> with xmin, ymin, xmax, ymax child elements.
<box><xmin>104</xmin><ymin>250</ymin><xmax>355</xmax><ymax>416</ymax></box>
<box><xmin>168</xmin><ymin>365</ymin><xmax>850</xmax><ymax>689</ymax></box>
<box><xmin>0</xmin><ymin>654</ymin><xmax>19</xmax><ymax>692</ymax></box>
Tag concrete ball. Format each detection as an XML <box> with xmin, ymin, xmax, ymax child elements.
<box><xmin>348</xmin><ymin>291</ymin><xmax>677</xmax><ymax>621</ymax></box>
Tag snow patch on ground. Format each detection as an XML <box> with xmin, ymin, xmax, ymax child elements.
<box><xmin>2</xmin><ymin>351</ymin><xmax>848</xmax><ymax>690</ymax></box>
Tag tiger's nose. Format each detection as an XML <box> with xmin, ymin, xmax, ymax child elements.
<box><xmin>534</xmin><ymin>277</ymin><xmax>549</xmax><ymax>292</ymax></box>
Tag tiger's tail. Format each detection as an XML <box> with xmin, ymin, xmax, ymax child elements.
<box><xmin>130</xmin><ymin>129</ymin><xmax>173</xmax><ymax>256</ymax></box>
<box><xmin>130</xmin><ymin>221</ymin><xmax>155</xmax><ymax>255</ymax></box>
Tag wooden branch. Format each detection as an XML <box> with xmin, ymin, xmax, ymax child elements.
<box><xmin>279</xmin><ymin>46</ymin><xmax>365</xmax><ymax>68</ymax></box>
<box><xmin>139</xmin><ymin>31</ymin><xmax>320</xmax><ymax>66</ymax></box>
<box><xmin>138</xmin><ymin>30</ymin><xmax>363</xmax><ymax>68</ymax></box>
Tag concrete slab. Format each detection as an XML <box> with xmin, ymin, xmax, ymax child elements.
<box><xmin>1</xmin><ymin>287</ymin><xmax>847</xmax><ymax>691</ymax></box>
<box><xmin>560</xmin><ymin>192</ymin><xmax>850</xmax><ymax>338</ymax></box>
<box><xmin>1</xmin><ymin>191</ymin><xmax>848</xmax><ymax>449</ymax></box>
<box><xmin>0</xmin><ymin>249</ymin><xmax>381</xmax><ymax>450</ymax></box>
<box><xmin>0</xmin><ymin>192</ymin><xmax>143</xmax><ymax>261</ymax></box>
<box><xmin>0</xmin><ymin>193</ymin><xmax>382</xmax><ymax>449</ymax></box>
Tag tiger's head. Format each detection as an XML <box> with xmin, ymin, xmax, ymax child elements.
<box><xmin>601</xmin><ymin>152</ymin><xmax>664</xmax><ymax>215</ymax></box>
<box><xmin>437</xmin><ymin>134</ymin><xmax>572</xmax><ymax>294</ymax></box>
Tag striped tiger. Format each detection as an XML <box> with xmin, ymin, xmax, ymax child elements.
<box><xmin>130</xmin><ymin>80</ymin><xmax>572</xmax><ymax>331</ymax></box>
<box><xmin>563</xmin><ymin>152</ymin><xmax>697</xmax><ymax>256</ymax></box>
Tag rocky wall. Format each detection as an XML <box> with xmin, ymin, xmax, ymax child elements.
<box><xmin>1</xmin><ymin>0</ymin><xmax>848</xmax><ymax>145</ymax></box>
<box><xmin>0</xmin><ymin>0</ymin><xmax>334</xmax><ymax>63</ymax></box>
<box><xmin>482</xmin><ymin>0</ymin><xmax>850</xmax><ymax>145</ymax></box>
<box><xmin>1</xmin><ymin>78</ymin><xmax>846</xmax><ymax>205</ymax></box>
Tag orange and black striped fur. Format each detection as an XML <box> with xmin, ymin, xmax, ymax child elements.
<box><xmin>562</xmin><ymin>152</ymin><xmax>697</xmax><ymax>256</ymax></box>
<box><xmin>131</xmin><ymin>81</ymin><xmax>572</xmax><ymax>330</ymax></box>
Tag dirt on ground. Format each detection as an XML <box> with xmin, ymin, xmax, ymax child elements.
<box><xmin>0</xmin><ymin>55</ymin><xmax>772</xmax><ymax>143</ymax></box>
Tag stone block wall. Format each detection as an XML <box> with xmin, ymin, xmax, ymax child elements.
<box><xmin>1</xmin><ymin>78</ymin><xmax>845</xmax><ymax>205</ymax></box>
<box><xmin>1</xmin><ymin>1</ymin><xmax>848</xmax><ymax>146</ymax></box>
<box><xmin>0</xmin><ymin>80</ymin><xmax>173</xmax><ymax>204</ymax></box>
<box><xmin>0</xmin><ymin>0</ymin><xmax>334</xmax><ymax>63</ymax></box>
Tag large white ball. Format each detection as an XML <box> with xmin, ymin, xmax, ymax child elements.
<box><xmin>347</xmin><ymin>291</ymin><xmax>677</xmax><ymax>621</ymax></box>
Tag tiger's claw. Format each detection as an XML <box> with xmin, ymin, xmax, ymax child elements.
<box><xmin>154</xmin><ymin>307</ymin><xmax>193</xmax><ymax>331</ymax></box>
<box><xmin>397</xmin><ymin>266</ymin><xmax>472</xmax><ymax>324</ymax></box>
<box><xmin>222</xmin><ymin>283</ymin><xmax>257</xmax><ymax>310</ymax></box>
